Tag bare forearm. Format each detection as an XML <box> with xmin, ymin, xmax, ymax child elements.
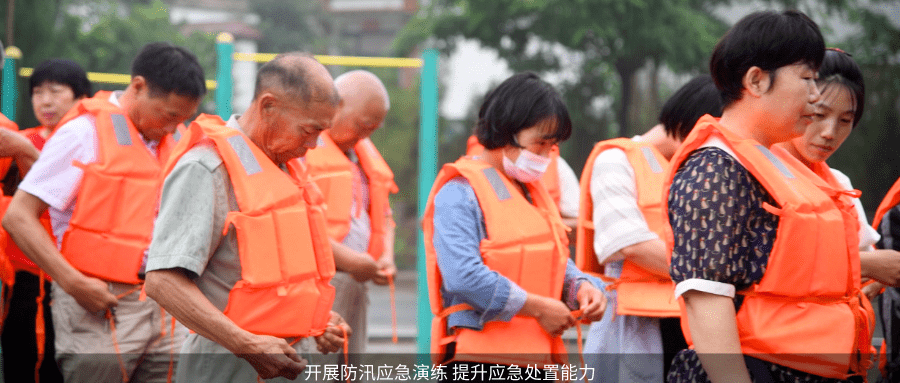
<box><xmin>615</xmin><ymin>238</ymin><xmax>670</xmax><ymax>278</ymax></box>
<box><xmin>144</xmin><ymin>269</ymin><xmax>253</xmax><ymax>354</ymax></box>
<box><xmin>3</xmin><ymin>190</ymin><xmax>80</xmax><ymax>288</ymax></box>
<box><xmin>683</xmin><ymin>290</ymin><xmax>751</xmax><ymax>383</ymax></box>
<box><xmin>860</xmin><ymin>249</ymin><xmax>900</xmax><ymax>286</ymax></box>
<box><xmin>14</xmin><ymin>148</ymin><xmax>39</xmax><ymax>175</ymax></box>
<box><xmin>330</xmin><ymin>239</ymin><xmax>375</xmax><ymax>274</ymax></box>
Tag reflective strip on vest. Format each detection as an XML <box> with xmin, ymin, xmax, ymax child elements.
<box><xmin>482</xmin><ymin>167</ymin><xmax>511</xmax><ymax>201</ymax></box>
<box><xmin>640</xmin><ymin>146</ymin><xmax>664</xmax><ymax>174</ymax></box>
<box><xmin>110</xmin><ymin>114</ymin><xmax>132</xmax><ymax>146</ymax></box>
<box><xmin>755</xmin><ymin>145</ymin><xmax>795</xmax><ymax>179</ymax></box>
<box><xmin>226</xmin><ymin>135</ymin><xmax>262</xmax><ymax>176</ymax></box>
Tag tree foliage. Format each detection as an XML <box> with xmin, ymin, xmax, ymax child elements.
<box><xmin>1</xmin><ymin>0</ymin><xmax>216</xmax><ymax>128</ymax></box>
<box><xmin>397</xmin><ymin>0</ymin><xmax>900</xmax><ymax>214</ymax></box>
<box><xmin>251</xmin><ymin>0</ymin><xmax>327</xmax><ymax>54</ymax></box>
<box><xmin>396</xmin><ymin>0</ymin><xmax>730</xmax><ymax>172</ymax></box>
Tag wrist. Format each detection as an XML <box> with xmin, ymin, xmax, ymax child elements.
<box><xmin>224</xmin><ymin>328</ymin><xmax>259</xmax><ymax>355</ymax></box>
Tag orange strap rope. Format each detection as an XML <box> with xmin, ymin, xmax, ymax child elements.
<box><xmin>570</xmin><ymin>309</ymin><xmax>588</xmax><ymax>383</ymax></box>
<box><xmin>387</xmin><ymin>274</ymin><xmax>398</xmax><ymax>344</ymax></box>
<box><xmin>338</xmin><ymin>325</ymin><xmax>350</xmax><ymax>383</ymax></box>
<box><xmin>168</xmin><ymin>316</ymin><xmax>176</xmax><ymax>383</ymax></box>
<box><xmin>106</xmin><ymin>309</ymin><xmax>130</xmax><ymax>382</ymax></box>
<box><xmin>34</xmin><ymin>271</ymin><xmax>47</xmax><ymax>383</ymax></box>
<box><xmin>105</xmin><ymin>284</ymin><xmax>144</xmax><ymax>383</ymax></box>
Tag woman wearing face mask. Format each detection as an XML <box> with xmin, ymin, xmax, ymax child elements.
<box><xmin>775</xmin><ymin>49</ymin><xmax>900</xmax><ymax>298</ymax></box>
<box><xmin>423</xmin><ymin>72</ymin><xmax>606</xmax><ymax>381</ymax></box>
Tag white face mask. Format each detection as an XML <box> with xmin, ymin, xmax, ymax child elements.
<box><xmin>502</xmin><ymin>148</ymin><xmax>552</xmax><ymax>183</ymax></box>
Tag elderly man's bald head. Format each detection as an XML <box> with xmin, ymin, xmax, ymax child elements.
<box><xmin>329</xmin><ymin>70</ymin><xmax>390</xmax><ymax>152</ymax></box>
<box><xmin>334</xmin><ymin>70</ymin><xmax>390</xmax><ymax>110</ymax></box>
<box><xmin>241</xmin><ymin>53</ymin><xmax>340</xmax><ymax>165</ymax></box>
<box><xmin>253</xmin><ymin>53</ymin><xmax>339</xmax><ymax>107</ymax></box>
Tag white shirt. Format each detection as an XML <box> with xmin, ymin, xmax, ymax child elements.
<box><xmin>589</xmin><ymin>136</ymin><xmax>660</xmax><ymax>265</ymax></box>
<box><xmin>19</xmin><ymin>92</ymin><xmax>159</xmax><ymax>247</ymax></box>
<box><xmin>555</xmin><ymin>156</ymin><xmax>580</xmax><ymax>218</ymax></box>
<box><xmin>830</xmin><ymin>167</ymin><xmax>881</xmax><ymax>251</ymax></box>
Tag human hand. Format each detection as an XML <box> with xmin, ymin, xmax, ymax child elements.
<box><xmin>372</xmin><ymin>257</ymin><xmax>396</xmax><ymax>286</ymax></box>
<box><xmin>522</xmin><ymin>294</ymin><xmax>576</xmax><ymax>337</ymax></box>
<box><xmin>349</xmin><ymin>254</ymin><xmax>382</xmax><ymax>283</ymax></box>
<box><xmin>315</xmin><ymin>311</ymin><xmax>352</xmax><ymax>354</ymax></box>
<box><xmin>238</xmin><ymin>334</ymin><xmax>308</xmax><ymax>380</ymax></box>
<box><xmin>576</xmin><ymin>282</ymin><xmax>606</xmax><ymax>322</ymax></box>
<box><xmin>64</xmin><ymin>275</ymin><xmax>118</xmax><ymax>313</ymax></box>
<box><xmin>861</xmin><ymin>250</ymin><xmax>900</xmax><ymax>286</ymax></box>
<box><xmin>863</xmin><ymin>281</ymin><xmax>885</xmax><ymax>301</ymax></box>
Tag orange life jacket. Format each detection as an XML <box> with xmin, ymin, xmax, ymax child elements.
<box><xmin>465</xmin><ymin>135</ymin><xmax>562</xmax><ymax>206</ymax></box>
<box><xmin>2</xmin><ymin>127</ymin><xmax>55</xmax><ymax>277</ymax></box>
<box><xmin>304</xmin><ymin>132</ymin><xmax>398</xmax><ymax>259</ymax></box>
<box><xmin>57</xmin><ymin>91</ymin><xmax>176</xmax><ymax>284</ymax></box>
<box><xmin>662</xmin><ymin>115</ymin><xmax>874</xmax><ymax>379</ymax></box>
<box><xmin>423</xmin><ymin>157</ymin><xmax>570</xmax><ymax>366</ymax></box>
<box><xmin>575</xmin><ymin>138</ymin><xmax>679</xmax><ymax>317</ymax></box>
<box><xmin>163</xmin><ymin>114</ymin><xmax>336</xmax><ymax>338</ymax></box>
<box><xmin>0</xmin><ymin>114</ymin><xmax>18</xmax><ymax>181</ymax></box>
<box><xmin>0</xmin><ymin>115</ymin><xmax>19</xmax><ymax>291</ymax></box>
<box><xmin>874</xmin><ymin>177</ymin><xmax>900</xmax><ymax>230</ymax></box>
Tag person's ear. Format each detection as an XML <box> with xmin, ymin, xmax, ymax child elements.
<box><xmin>742</xmin><ymin>66</ymin><xmax>770</xmax><ymax>98</ymax></box>
<box><xmin>258</xmin><ymin>93</ymin><xmax>278</xmax><ymax>116</ymax></box>
<box><xmin>130</xmin><ymin>75</ymin><xmax>147</xmax><ymax>96</ymax></box>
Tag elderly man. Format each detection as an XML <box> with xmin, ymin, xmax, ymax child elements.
<box><xmin>144</xmin><ymin>53</ymin><xmax>350</xmax><ymax>382</ymax></box>
<box><xmin>3</xmin><ymin>42</ymin><xmax>206</xmax><ymax>383</ymax></box>
<box><xmin>304</xmin><ymin>70</ymin><xmax>396</xmax><ymax>368</ymax></box>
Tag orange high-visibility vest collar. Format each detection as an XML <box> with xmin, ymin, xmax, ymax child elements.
<box><xmin>305</xmin><ymin>131</ymin><xmax>398</xmax><ymax>259</ymax></box>
<box><xmin>575</xmin><ymin>138</ymin><xmax>679</xmax><ymax>317</ymax></box>
<box><xmin>465</xmin><ymin>135</ymin><xmax>561</xmax><ymax>205</ymax></box>
<box><xmin>662</xmin><ymin>115</ymin><xmax>873</xmax><ymax>379</ymax></box>
<box><xmin>163</xmin><ymin>114</ymin><xmax>336</xmax><ymax>338</ymax></box>
<box><xmin>423</xmin><ymin>157</ymin><xmax>570</xmax><ymax>366</ymax></box>
<box><xmin>874</xmin><ymin>177</ymin><xmax>900</xmax><ymax>230</ymax></box>
<box><xmin>57</xmin><ymin>91</ymin><xmax>176</xmax><ymax>285</ymax></box>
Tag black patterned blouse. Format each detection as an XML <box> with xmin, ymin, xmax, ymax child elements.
<box><xmin>665</xmin><ymin>147</ymin><xmax>857</xmax><ymax>383</ymax></box>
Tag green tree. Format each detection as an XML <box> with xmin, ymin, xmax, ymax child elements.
<box><xmin>396</xmin><ymin>0</ymin><xmax>729</xmax><ymax>172</ymax></box>
<box><xmin>1</xmin><ymin>0</ymin><xmax>216</xmax><ymax>128</ymax></box>
<box><xmin>251</xmin><ymin>0</ymin><xmax>328</xmax><ymax>54</ymax></box>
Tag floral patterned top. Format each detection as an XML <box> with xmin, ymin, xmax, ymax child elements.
<box><xmin>665</xmin><ymin>147</ymin><xmax>858</xmax><ymax>383</ymax></box>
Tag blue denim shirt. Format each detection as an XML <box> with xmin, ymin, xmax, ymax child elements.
<box><xmin>432</xmin><ymin>177</ymin><xmax>594</xmax><ymax>331</ymax></box>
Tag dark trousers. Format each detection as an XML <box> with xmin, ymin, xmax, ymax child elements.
<box><xmin>661</xmin><ymin>317</ymin><xmax>688</xmax><ymax>378</ymax></box>
<box><xmin>1</xmin><ymin>271</ymin><xmax>63</xmax><ymax>383</ymax></box>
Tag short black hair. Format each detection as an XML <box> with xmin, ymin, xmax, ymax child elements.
<box><xmin>253</xmin><ymin>52</ymin><xmax>340</xmax><ymax>107</ymax></box>
<box><xmin>475</xmin><ymin>72</ymin><xmax>572</xmax><ymax>150</ymax></box>
<box><xmin>818</xmin><ymin>48</ymin><xmax>865</xmax><ymax>128</ymax></box>
<box><xmin>132</xmin><ymin>42</ymin><xmax>206</xmax><ymax>99</ymax></box>
<box><xmin>710</xmin><ymin>10</ymin><xmax>825</xmax><ymax>108</ymax></box>
<box><xmin>29</xmin><ymin>59</ymin><xmax>92</xmax><ymax>99</ymax></box>
<box><xmin>659</xmin><ymin>74</ymin><xmax>723</xmax><ymax>141</ymax></box>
